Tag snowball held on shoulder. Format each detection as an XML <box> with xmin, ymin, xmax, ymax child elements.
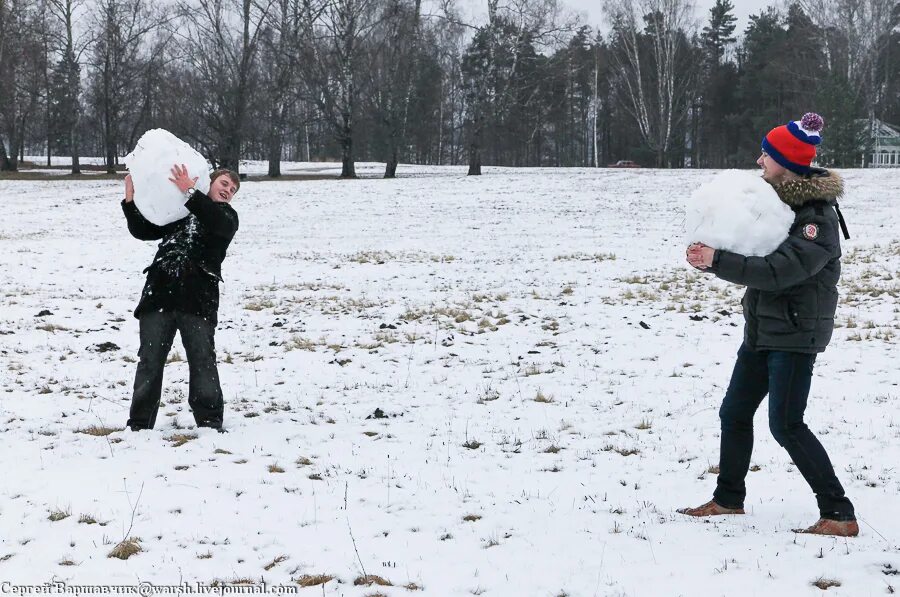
<box><xmin>684</xmin><ymin>169</ymin><xmax>795</xmax><ymax>257</ymax></box>
<box><xmin>124</xmin><ymin>129</ymin><xmax>211</xmax><ymax>226</ymax></box>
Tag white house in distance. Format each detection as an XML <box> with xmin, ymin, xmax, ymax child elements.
<box><xmin>865</xmin><ymin>119</ymin><xmax>900</xmax><ymax>167</ymax></box>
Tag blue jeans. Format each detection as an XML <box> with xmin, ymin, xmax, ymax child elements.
<box><xmin>713</xmin><ymin>344</ymin><xmax>855</xmax><ymax>521</ymax></box>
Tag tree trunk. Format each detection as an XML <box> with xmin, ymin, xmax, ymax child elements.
<box><xmin>437</xmin><ymin>80</ymin><xmax>444</xmax><ymax>164</ymax></box>
<box><xmin>0</xmin><ymin>139</ymin><xmax>11</xmax><ymax>171</ymax></box>
<box><xmin>103</xmin><ymin>121</ymin><xmax>116</xmax><ymax>174</ymax></box>
<box><xmin>103</xmin><ymin>50</ymin><xmax>116</xmax><ymax>174</ymax></box>
<box><xmin>4</xmin><ymin>129</ymin><xmax>22</xmax><ymax>171</ymax></box>
<box><xmin>267</xmin><ymin>125</ymin><xmax>282</xmax><ymax>177</ymax></box>
<box><xmin>384</xmin><ymin>131</ymin><xmax>398</xmax><ymax>178</ymax></box>
<box><xmin>70</xmin><ymin>94</ymin><xmax>82</xmax><ymax>175</ymax></box>
<box><xmin>222</xmin><ymin>128</ymin><xmax>241</xmax><ymax>173</ymax></box>
<box><xmin>340</xmin><ymin>132</ymin><xmax>356</xmax><ymax>179</ymax></box>
<box><xmin>46</xmin><ymin>97</ymin><xmax>52</xmax><ymax>167</ymax></box>
<box><xmin>468</xmin><ymin>116</ymin><xmax>482</xmax><ymax>176</ymax></box>
<box><xmin>304</xmin><ymin>122</ymin><xmax>310</xmax><ymax>162</ymax></box>
<box><xmin>105</xmin><ymin>128</ymin><xmax>117</xmax><ymax>174</ymax></box>
<box><xmin>71</xmin><ymin>126</ymin><xmax>81</xmax><ymax>174</ymax></box>
<box><xmin>384</xmin><ymin>155</ymin><xmax>398</xmax><ymax>178</ymax></box>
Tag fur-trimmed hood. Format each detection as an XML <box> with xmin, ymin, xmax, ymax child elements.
<box><xmin>772</xmin><ymin>169</ymin><xmax>844</xmax><ymax>207</ymax></box>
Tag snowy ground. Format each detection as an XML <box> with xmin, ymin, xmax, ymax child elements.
<box><xmin>0</xmin><ymin>166</ymin><xmax>898</xmax><ymax>596</ymax></box>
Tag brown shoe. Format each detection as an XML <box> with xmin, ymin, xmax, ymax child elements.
<box><xmin>677</xmin><ymin>500</ymin><xmax>745</xmax><ymax>517</ymax></box>
<box><xmin>793</xmin><ymin>519</ymin><xmax>859</xmax><ymax>537</ymax></box>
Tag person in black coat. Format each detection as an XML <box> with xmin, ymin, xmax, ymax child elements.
<box><xmin>122</xmin><ymin>165</ymin><xmax>240</xmax><ymax>432</ymax></box>
<box><xmin>678</xmin><ymin>113</ymin><xmax>858</xmax><ymax>537</ymax></box>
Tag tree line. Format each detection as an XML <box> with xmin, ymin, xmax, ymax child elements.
<box><xmin>1</xmin><ymin>0</ymin><xmax>898</xmax><ymax>177</ymax></box>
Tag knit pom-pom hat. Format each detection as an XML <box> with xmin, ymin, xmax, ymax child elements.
<box><xmin>761</xmin><ymin>112</ymin><xmax>824</xmax><ymax>175</ymax></box>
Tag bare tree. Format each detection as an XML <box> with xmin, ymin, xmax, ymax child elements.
<box><xmin>589</xmin><ymin>32</ymin><xmax>603</xmax><ymax>167</ymax></box>
<box><xmin>260</xmin><ymin>0</ymin><xmax>293</xmax><ymax>178</ymax></box>
<box><xmin>361</xmin><ymin>0</ymin><xmax>423</xmax><ymax>177</ymax></box>
<box><xmin>604</xmin><ymin>0</ymin><xmax>697</xmax><ymax>167</ymax></box>
<box><xmin>258</xmin><ymin>0</ymin><xmax>318</xmax><ymax>177</ymax></box>
<box><xmin>47</xmin><ymin>0</ymin><xmax>90</xmax><ymax>174</ymax></box>
<box><xmin>795</xmin><ymin>0</ymin><xmax>896</xmax><ymax>122</ymax></box>
<box><xmin>440</xmin><ymin>19</ymin><xmax>469</xmax><ymax>165</ymax></box>
<box><xmin>299</xmin><ymin>0</ymin><xmax>381</xmax><ymax>178</ymax></box>
<box><xmin>179</xmin><ymin>0</ymin><xmax>276</xmax><ymax>172</ymax></box>
<box><xmin>449</xmin><ymin>0</ymin><xmax>572</xmax><ymax>175</ymax></box>
<box><xmin>0</xmin><ymin>0</ymin><xmax>47</xmax><ymax>171</ymax></box>
<box><xmin>89</xmin><ymin>0</ymin><xmax>168</xmax><ymax>173</ymax></box>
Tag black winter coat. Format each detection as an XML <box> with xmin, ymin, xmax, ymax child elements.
<box><xmin>122</xmin><ymin>190</ymin><xmax>239</xmax><ymax>325</ymax></box>
<box><xmin>710</xmin><ymin>169</ymin><xmax>846</xmax><ymax>354</ymax></box>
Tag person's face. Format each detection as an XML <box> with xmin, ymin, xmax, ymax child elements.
<box><xmin>209</xmin><ymin>174</ymin><xmax>238</xmax><ymax>203</ymax></box>
<box><xmin>757</xmin><ymin>152</ymin><xmax>788</xmax><ymax>184</ymax></box>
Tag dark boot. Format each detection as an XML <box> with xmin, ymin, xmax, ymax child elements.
<box><xmin>678</xmin><ymin>500</ymin><xmax>745</xmax><ymax>517</ymax></box>
<box><xmin>793</xmin><ymin>519</ymin><xmax>859</xmax><ymax>537</ymax></box>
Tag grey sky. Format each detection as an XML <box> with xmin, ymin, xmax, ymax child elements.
<box><xmin>565</xmin><ymin>0</ymin><xmax>780</xmax><ymax>35</ymax></box>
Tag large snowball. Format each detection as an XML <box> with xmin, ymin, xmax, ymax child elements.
<box><xmin>684</xmin><ymin>170</ymin><xmax>795</xmax><ymax>257</ymax></box>
<box><xmin>123</xmin><ymin>129</ymin><xmax>211</xmax><ymax>226</ymax></box>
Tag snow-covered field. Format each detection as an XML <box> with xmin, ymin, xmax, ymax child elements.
<box><xmin>0</xmin><ymin>166</ymin><xmax>898</xmax><ymax>596</ymax></box>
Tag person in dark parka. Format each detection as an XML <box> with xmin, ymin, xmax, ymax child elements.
<box><xmin>122</xmin><ymin>165</ymin><xmax>239</xmax><ymax>432</ymax></box>
<box><xmin>678</xmin><ymin>113</ymin><xmax>858</xmax><ymax>537</ymax></box>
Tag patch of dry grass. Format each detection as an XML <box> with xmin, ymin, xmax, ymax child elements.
<box><xmin>533</xmin><ymin>389</ymin><xmax>554</xmax><ymax>403</ymax></box>
<box><xmin>602</xmin><ymin>444</ymin><xmax>640</xmax><ymax>457</ymax></box>
<box><xmin>108</xmin><ymin>538</ymin><xmax>142</xmax><ymax>560</ymax></box>
<box><xmin>812</xmin><ymin>577</ymin><xmax>841</xmax><ymax>590</ymax></box>
<box><xmin>354</xmin><ymin>575</ymin><xmax>393</xmax><ymax>587</ymax></box>
<box><xmin>285</xmin><ymin>335</ymin><xmax>325</xmax><ymax>352</ymax></box>
<box><xmin>296</xmin><ymin>574</ymin><xmax>334</xmax><ymax>587</ymax></box>
<box><xmin>75</xmin><ymin>425</ymin><xmax>123</xmax><ymax>437</ymax></box>
<box><xmin>244</xmin><ymin>299</ymin><xmax>276</xmax><ymax>311</ymax></box>
<box><xmin>166</xmin><ymin>433</ymin><xmax>198</xmax><ymax>447</ymax></box>
<box><xmin>553</xmin><ymin>252</ymin><xmax>616</xmax><ymax>262</ymax></box>
<box><xmin>263</xmin><ymin>555</ymin><xmax>288</xmax><ymax>571</ymax></box>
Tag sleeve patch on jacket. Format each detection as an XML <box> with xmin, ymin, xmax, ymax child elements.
<box><xmin>802</xmin><ymin>223</ymin><xmax>819</xmax><ymax>240</ymax></box>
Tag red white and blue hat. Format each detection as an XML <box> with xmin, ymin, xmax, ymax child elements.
<box><xmin>761</xmin><ymin>112</ymin><xmax>824</xmax><ymax>175</ymax></box>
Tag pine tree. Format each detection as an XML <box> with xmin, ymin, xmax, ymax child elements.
<box><xmin>697</xmin><ymin>0</ymin><xmax>739</xmax><ymax>167</ymax></box>
<box><xmin>701</xmin><ymin>0</ymin><xmax>737</xmax><ymax>65</ymax></box>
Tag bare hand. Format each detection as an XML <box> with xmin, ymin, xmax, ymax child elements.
<box><xmin>686</xmin><ymin>242</ymin><xmax>715</xmax><ymax>270</ymax></box>
<box><xmin>168</xmin><ymin>163</ymin><xmax>199</xmax><ymax>193</ymax></box>
<box><xmin>124</xmin><ymin>174</ymin><xmax>134</xmax><ymax>202</ymax></box>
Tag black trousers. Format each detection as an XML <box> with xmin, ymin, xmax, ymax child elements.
<box><xmin>127</xmin><ymin>310</ymin><xmax>224</xmax><ymax>430</ymax></box>
<box><xmin>713</xmin><ymin>344</ymin><xmax>855</xmax><ymax>521</ymax></box>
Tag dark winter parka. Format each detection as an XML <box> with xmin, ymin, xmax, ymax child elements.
<box><xmin>122</xmin><ymin>191</ymin><xmax>239</xmax><ymax>326</ymax></box>
<box><xmin>709</xmin><ymin>169</ymin><xmax>846</xmax><ymax>354</ymax></box>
